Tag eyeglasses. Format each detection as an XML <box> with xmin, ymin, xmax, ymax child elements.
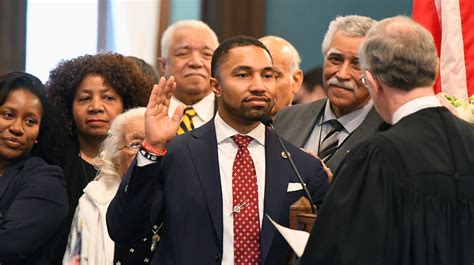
<box><xmin>119</xmin><ymin>139</ymin><xmax>143</xmax><ymax>151</ymax></box>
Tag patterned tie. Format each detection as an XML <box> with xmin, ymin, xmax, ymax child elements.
<box><xmin>231</xmin><ymin>135</ymin><xmax>261</xmax><ymax>265</ymax></box>
<box><xmin>177</xmin><ymin>107</ymin><xmax>197</xmax><ymax>135</ymax></box>
<box><xmin>318</xmin><ymin>119</ymin><xmax>343</xmax><ymax>163</ymax></box>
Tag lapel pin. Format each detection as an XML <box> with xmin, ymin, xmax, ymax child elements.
<box><xmin>281</xmin><ymin>151</ymin><xmax>290</xmax><ymax>159</ymax></box>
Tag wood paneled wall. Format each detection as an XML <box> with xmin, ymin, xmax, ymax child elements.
<box><xmin>0</xmin><ymin>0</ymin><xmax>27</xmax><ymax>74</ymax></box>
<box><xmin>201</xmin><ymin>0</ymin><xmax>265</xmax><ymax>42</ymax></box>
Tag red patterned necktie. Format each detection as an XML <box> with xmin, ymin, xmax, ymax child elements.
<box><xmin>231</xmin><ymin>134</ymin><xmax>261</xmax><ymax>264</ymax></box>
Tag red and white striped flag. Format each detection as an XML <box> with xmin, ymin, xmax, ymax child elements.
<box><xmin>413</xmin><ymin>0</ymin><xmax>474</xmax><ymax>99</ymax></box>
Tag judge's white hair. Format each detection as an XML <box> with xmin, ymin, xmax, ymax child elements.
<box><xmin>359</xmin><ymin>16</ymin><xmax>438</xmax><ymax>91</ymax></box>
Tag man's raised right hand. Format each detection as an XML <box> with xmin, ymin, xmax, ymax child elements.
<box><xmin>144</xmin><ymin>76</ymin><xmax>184</xmax><ymax>150</ymax></box>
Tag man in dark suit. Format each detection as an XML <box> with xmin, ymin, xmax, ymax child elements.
<box><xmin>301</xmin><ymin>16</ymin><xmax>474</xmax><ymax>265</ymax></box>
<box><xmin>107</xmin><ymin>36</ymin><xmax>329</xmax><ymax>265</ymax></box>
<box><xmin>274</xmin><ymin>15</ymin><xmax>381</xmax><ymax>173</ymax></box>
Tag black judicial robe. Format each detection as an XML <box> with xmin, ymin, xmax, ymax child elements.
<box><xmin>300</xmin><ymin>107</ymin><xmax>474</xmax><ymax>265</ymax></box>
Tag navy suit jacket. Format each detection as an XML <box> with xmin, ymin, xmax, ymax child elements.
<box><xmin>0</xmin><ymin>156</ymin><xmax>68</xmax><ymax>265</ymax></box>
<box><xmin>107</xmin><ymin>119</ymin><xmax>329</xmax><ymax>265</ymax></box>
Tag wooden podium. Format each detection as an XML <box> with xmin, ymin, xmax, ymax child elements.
<box><xmin>287</xmin><ymin>196</ymin><xmax>317</xmax><ymax>265</ymax></box>
<box><xmin>289</xmin><ymin>196</ymin><xmax>316</xmax><ymax>232</ymax></box>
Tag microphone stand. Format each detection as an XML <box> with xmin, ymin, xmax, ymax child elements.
<box><xmin>263</xmin><ymin>118</ymin><xmax>316</xmax><ymax>214</ymax></box>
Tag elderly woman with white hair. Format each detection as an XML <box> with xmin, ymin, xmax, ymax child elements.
<box><xmin>63</xmin><ymin>107</ymin><xmax>155</xmax><ymax>265</ymax></box>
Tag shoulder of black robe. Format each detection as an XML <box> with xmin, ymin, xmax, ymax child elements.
<box><xmin>300</xmin><ymin>132</ymin><xmax>403</xmax><ymax>265</ymax></box>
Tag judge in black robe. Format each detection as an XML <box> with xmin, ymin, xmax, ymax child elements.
<box><xmin>301</xmin><ymin>107</ymin><xmax>474</xmax><ymax>265</ymax></box>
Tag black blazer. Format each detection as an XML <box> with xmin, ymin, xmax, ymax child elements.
<box><xmin>0</xmin><ymin>156</ymin><xmax>68</xmax><ymax>265</ymax></box>
<box><xmin>107</xmin><ymin>119</ymin><xmax>329</xmax><ymax>265</ymax></box>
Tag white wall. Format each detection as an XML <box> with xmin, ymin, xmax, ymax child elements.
<box><xmin>26</xmin><ymin>0</ymin><xmax>160</xmax><ymax>83</ymax></box>
<box><xmin>26</xmin><ymin>0</ymin><xmax>99</xmax><ymax>82</ymax></box>
<box><xmin>108</xmin><ymin>0</ymin><xmax>160</xmax><ymax>68</ymax></box>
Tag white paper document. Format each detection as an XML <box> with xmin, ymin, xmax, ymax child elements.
<box><xmin>266</xmin><ymin>214</ymin><xmax>310</xmax><ymax>257</ymax></box>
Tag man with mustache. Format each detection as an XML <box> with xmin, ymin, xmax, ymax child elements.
<box><xmin>158</xmin><ymin>20</ymin><xmax>219</xmax><ymax>134</ymax></box>
<box><xmin>274</xmin><ymin>15</ymin><xmax>382</xmax><ymax>173</ymax></box>
<box><xmin>107</xmin><ymin>36</ymin><xmax>329</xmax><ymax>265</ymax></box>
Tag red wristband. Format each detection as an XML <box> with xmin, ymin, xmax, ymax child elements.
<box><xmin>141</xmin><ymin>141</ymin><xmax>167</xmax><ymax>156</ymax></box>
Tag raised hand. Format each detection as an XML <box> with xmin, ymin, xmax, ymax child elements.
<box><xmin>144</xmin><ymin>76</ymin><xmax>184</xmax><ymax>149</ymax></box>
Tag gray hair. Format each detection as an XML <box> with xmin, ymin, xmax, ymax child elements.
<box><xmin>94</xmin><ymin>107</ymin><xmax>146</xmax><ymax>185</ymax></box>
<box><xmin>359</xmin><ymin>16</ymin><xmax>438</xmax><ymax>91</ymax></box>
<box><xmin>321</xmin><ymin>15</ymin><xmax>377</xmax><ymax>56</ymax></box>
<box><xmin>160</xmin><ymin>20</ymin><xmax>219</xmax><ymax>59</ymax></box>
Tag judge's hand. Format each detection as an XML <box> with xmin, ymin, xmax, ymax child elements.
<box><xmin>144</xmin><ymin>76</ymin><xmax>184</xmax><ymax>149</ymax></box>
<box><xmin>306</xmin><ymin>150</ymin><xmax>334</xmax><ymax>183</ymax></box>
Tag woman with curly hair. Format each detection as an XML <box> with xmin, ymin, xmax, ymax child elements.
<box><xmin>46</xmin><ymin>53</ymin><xmax>153</xmax><ymax>264</ymax></box>
<box><xmin>0</xmin><ymin>71</ymin><xmax>68</xmax><ymax>264</ymax></box>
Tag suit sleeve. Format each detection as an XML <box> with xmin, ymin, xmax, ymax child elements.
<box><xmin>308</xmin><ymin>157</ymin><xmax>330</xmax><ymax>205</ymax></box>
<box><xmin>0</xmin><ymin>164</ymin><xmax>68</xmax><ymax>263</ymax></box>
<box><xmin>106</xmin><ymin>158</ymin><xmax>163</xmax><ymax>244</ymax></box>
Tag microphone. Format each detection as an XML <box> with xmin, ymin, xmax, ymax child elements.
<box><xmin>261</xmin><ymin>115</ymin><xmax>316</xmax><ymax>214</ymax></box>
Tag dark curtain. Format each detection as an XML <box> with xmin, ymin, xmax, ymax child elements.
<box><xmin>201</xmin><ymin>0</ymin><xmax>265</xmax><ymax>42</ymax></box>
<box><xmin>0</xmin><ymin>0</ymin><xmax>27</xmax><ymax>75</ymax></box>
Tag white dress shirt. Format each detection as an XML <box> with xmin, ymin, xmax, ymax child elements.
<box><xmin>168</xmin><ymin>92</ymin><xmax>215</xmax><ymax>128</ymax></box>
<box><xmin>391</xmin><ymin>95</ymin><xmax>441</xmax><ymax>124</ymax></box>
<box><xmin>214</xmin><ymin>113</ymin><xmax>266</xmax><ymax>265</ymax></box>
<box><xmin>304</xmin><ymin>99</ymin><xmax>374</xmax><ymax>153</ymax></box>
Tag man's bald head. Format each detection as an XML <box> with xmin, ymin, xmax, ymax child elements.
<box><xmin>260</xmin><ymin>36</ymin><xmax>303</xmax><ymax>116</ymax></box>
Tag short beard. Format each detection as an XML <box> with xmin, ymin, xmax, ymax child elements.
<box><xmin>222</xmin><ymin>97</ymin><xmax>274</xmax><ymax>123</ymax></box>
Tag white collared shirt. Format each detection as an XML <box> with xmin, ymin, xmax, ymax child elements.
<box><xmin>391</xmin><ymin>95</ymin><xmax>441</xmax><ymax>124</ymax></box>
<box><xmin>304</xmin><ymin>99</ymin><xmax>374</xmax><ymax>153</ymax></box>
<box><xmin>214</xmin><ymin>113</ymin><xmax>266</xmax><ymax>265</ymax></box>
<box><xmin>168</xmin><ymin>92</ymin><xmax>215</xmax><ymax>128</ymax></box>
